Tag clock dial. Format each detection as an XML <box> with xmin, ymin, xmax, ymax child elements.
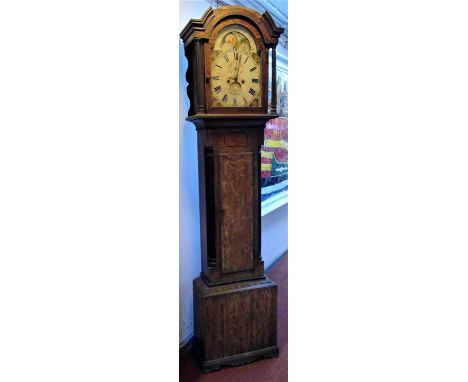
<box><xmin>210</xmin><ymin>25</ymin><xmax>261</xmax><ymax>107</ymax></box>
<box><xmin>211</xmin><ymin>50</ymin><xmax>261</xmax><ymax>107</ymax></box>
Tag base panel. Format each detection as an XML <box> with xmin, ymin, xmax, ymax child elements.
<box><xmin>193</xmin><ymin>276</ymin><xmax>278</xmax><ymax>373</ymax></box>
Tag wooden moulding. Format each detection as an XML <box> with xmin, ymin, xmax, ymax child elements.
<box><xmin>180</xmin><ymin>6</ymin><xmax>284</xmax><ymax>48</ymax></box>
<box><xmin>193</xmin><ymin>276</ymin><xmax>279</xmax><ymax>373</ymax></box>
<box><xmin>197</xmin><ymin>346</ymin><xmax>279</xmax><ymax>373</ymax></box>
<box><xmin>187</xmin><ymin>114</ymin><xmax>278</xmax><ymax>129</ymax></box>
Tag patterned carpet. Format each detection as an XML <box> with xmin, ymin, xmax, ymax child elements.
<box><xmin>179</xmin><ymin>253</ymin><xmax>288</xmax><ymax>382</ymax></box>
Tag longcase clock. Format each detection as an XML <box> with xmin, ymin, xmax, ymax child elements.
<box><xmin>180</xmin><ymin>5</ymin><xmax>284</xmax><ymax>372</ymax></box>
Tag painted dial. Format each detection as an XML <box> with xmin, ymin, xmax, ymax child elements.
<box><xmin>211</xmin><ymin>50</ymin><xmax>261</xmax><ymax>107</ymax></box>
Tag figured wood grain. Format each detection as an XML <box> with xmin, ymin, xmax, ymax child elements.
<box><xmin>203</xmin><ymin>296</ymin><xmax>224</xmax><ymax>360</ymax></box>
<box><xmin>251</xmin><ymin>286</ymin><xmax>277</xmax><ymax>350</ymax></box>
<box><xmin>224</xmin><ymin>133</ymin><xmax>248</xmax><ymax>147</ymax></box>
<box><xmin>218</xmin><ymin>152</ymin><xmax>254</xmax><ymax>274</ymax></box>
<box><xmin>193</xmin><ymin>276</ymin><xmax>278</xmax><ymax>372</ymax></box>
<box><xmin>223</xmin><ymin>291</ymin><xmax>251</xmax><ymax>356</ymax></box>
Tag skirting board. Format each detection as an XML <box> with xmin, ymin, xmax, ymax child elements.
<box><xmin>179</xmin><ymin>333</ymin><xmax>193</xmax><ymax>358</ymax></box>
<box><xmin>264</xmin><ymin>250</ymin><xmax>288</xmax><ymax>273</ymax></box>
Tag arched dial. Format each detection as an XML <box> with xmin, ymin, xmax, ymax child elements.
<box><xmin>211</xmin><ymin>50</ymin><xmax>261</xmax><ymax>107</ymax></box>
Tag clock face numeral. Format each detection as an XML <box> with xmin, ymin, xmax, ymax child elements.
<box><xmin>210</xmin><ymin>44</ymin><xmax>261</xmax><ymax>108</ymax></box>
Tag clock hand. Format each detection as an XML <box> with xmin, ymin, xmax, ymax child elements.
<box><xmin>234</xmin><ymin>53</ymin><xmax>241</xmax><ymax>82</ymax></box>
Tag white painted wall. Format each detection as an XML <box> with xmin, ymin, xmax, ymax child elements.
<box><xmin>179</xmin><ymin>0</ymin><xmax>288</xmax><ymax>346</ymax></box>
<box><xmin>179</xmin><ymin>1</ymin><xmax>207</xmax><ymax>347</ymax></box>
<box><xmin>261</xmin><ymin>204</ymin><xmax>288</xmax><ymax>267</ymax></box>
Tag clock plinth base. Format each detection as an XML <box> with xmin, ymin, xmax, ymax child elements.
<box><xmin>193</xmin><ymin>276</ymin><xmax>278</xmax><ymax>373</ymax></box>
<box><xmin>195</xmin><ymin>344</ymin><xmax>279</xmax><ymax>373</ymax></box>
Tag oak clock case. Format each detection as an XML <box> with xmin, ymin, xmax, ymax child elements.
<box><xmin>180</xmin><ymin>5</ymin><xmax>284</xmax><ymax>373</ymax></box>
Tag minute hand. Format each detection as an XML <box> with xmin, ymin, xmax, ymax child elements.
<box><xmin>234</xmin><ymin>54</ymin><xmax>241</xmax><ymax>82</ymax></box>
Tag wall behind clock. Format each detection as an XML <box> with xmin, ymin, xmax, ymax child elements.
<box><xmin>179</xmin><ymin>0</ymin><xmax>288</xmax><ymax>347</ymax></box>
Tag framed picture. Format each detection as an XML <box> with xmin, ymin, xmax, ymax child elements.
<box><xmin>261</xmin><ymin>65</ymin><xmax>288</xmax><ymax>214</ymax></box>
